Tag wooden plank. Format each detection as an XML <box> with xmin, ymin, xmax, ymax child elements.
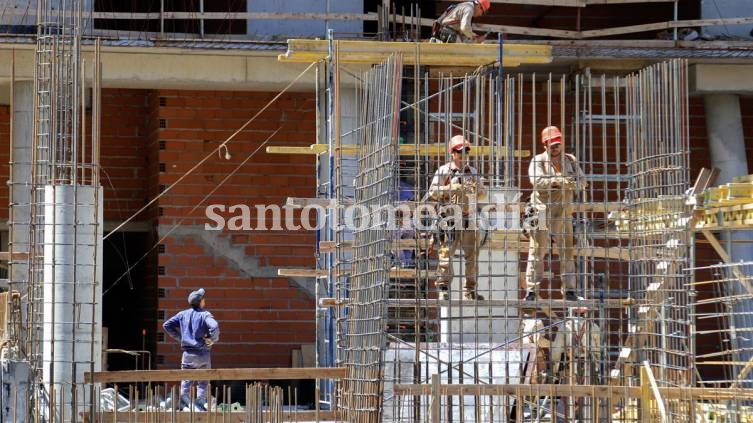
<box><xmin>278</xmin><ymin>267</ymin><xmax>432</xmax><ymax>279</ymax></box>
<box><xmin>392</xmin><ymin>382</ymin><xmax>753</xmax><ymax>401</ymax></box>
<box><xmin>268</xmin><ymin>144</ymin><xmax>530</xmax><ymax>158</ymax></box>
<box><xmin>160</xmin><ymin>12</ymin><xmax>376</xmax><ymax>21</ymax></box>
<box><xmin>278</xmin><ymin>268</ymin><xmax>326</xmax><ymax>278</ymax></box>
<box><xmin>577</xmin><ymin>202</ymin><xmax>624</xmax><ymax>213</ymax></box>
<box><xmin>318</xmin><ymin>297</ymin><xmax>633</xmax><ymax>309</ymax></box>
<box><xmin>266</xmin><ymin>146</ymin><xmax>318</xmax><ymax>155</ymax></box>
<box><xmin>3</xmin><ymin>10</ymin><xmax>377</xmax><ymax>21</ymax></box>
<box><xmin>286</xmin><ymin>198</ymin><xmax>621</xmax><ymax>212</ymax></box>
<box><xmin>0</xmin><ymin>252</ymin><xmax>29</xmax><ymax>261</ymax></box>
<box><xmin>322</xmin><ymin>240</ymin><xmax>626</xmax><ymax>260</ymax></box>
<box><xmin>580</xmin><ymin>17</ymin><xmax>753</xmax><ymax>39</ymax></box>
<box><xmin>285</xmin><ymin>197</ymin><xmax>342</xmax><ymax>208</ymax></box>
<box><xmin>475</xmin><ymin>23</ymin><xmax>581</xmax><ymax>39</ymax></box>
<box><xmin>94</xmin><ymin>410</ymin><xmax>339</xmax><ymax>422</ymax></box>
<box><xmin>279</xmin><ymin>39</ymin><xmax>552</xmax><ymax>67</ymax></box>
<box><xmin>85</xmin><ymin>367</ymin><xmax>347</xmax><ymax>384</ymax></box>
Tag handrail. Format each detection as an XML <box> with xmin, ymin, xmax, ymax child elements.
<box><xmin>85</xmin><ymin>366</ymin><xmax>347</xmax><ymax>384</ymax></box>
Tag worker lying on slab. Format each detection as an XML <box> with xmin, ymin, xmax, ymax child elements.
<box><xmin>430</xmin><ymin>0</ymin><xmax>491</xmax><ymax>43</ymax></box>
<box><xmin>523</xmin><ymin>125</ymin><xmax>587</xmax><ymax>302</ymax></box>
<box><xmin>163</xmin><ymin>288</ymin><xmax>220</xmax><ymax>411</ymax></box>
<box><xmin>428</xmin><ymin>134</ymin><xmax>487</xmax><ymax>301</ymax></box>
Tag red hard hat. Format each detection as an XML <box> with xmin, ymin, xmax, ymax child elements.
<box><xmin>476</xmin><ymin>0</ymin><xmax>491</xmax><ymax>12</ymax></box>
<box><xmin>541</xmin><ymin>125</ymin><xmax>562</xmax><ymax>145</ymax></box>
<box><xmin>448</xmin><ymin>135</ymin><xmax>471</xmax><ymax>153</ymax></box>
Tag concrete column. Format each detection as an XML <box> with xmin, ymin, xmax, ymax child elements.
<box><xmin>10</xmin><ymin>81</ymin><xmax>33</xmax><ymax>289</ymax></box>
<box><xmin>705</xmin><ymin>94</ymin><xmax>749</xmax><ymax>188</ymax></box>
<box><xmin>704</xmin><ymin>93</ymin><xmax>753</xmax><ymax>385</ymax></box>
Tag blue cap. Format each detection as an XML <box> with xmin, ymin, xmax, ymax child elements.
<box><xmin>188</xmin><ymin>288</ymin><xmax>205</xmax><ymax>306</ymax></box>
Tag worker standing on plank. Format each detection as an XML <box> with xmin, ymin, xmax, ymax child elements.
<box><xmin>524</xmin><ymin>126</ymin><xmax>587</xmax><ymax>302</ymax></box>
<box><xmin>428</xmin><ymin>135</ymin><xmax>487</xmax><ymax>300</ymax></box>
<box><xmin>163</xmin><ymin>288</ymin><xmax>220</xmax><ymax>411</ymax></box>
<box><xmin>431</xmin><ymin>0</ymin><xmax>491</xmax><ymax>43</ymax></box>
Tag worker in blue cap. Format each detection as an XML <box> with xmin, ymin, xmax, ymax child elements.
<box><xmin>163</xmin><ymin>288</ymin><xmax>220</xmax><ymax>411</ymax></box>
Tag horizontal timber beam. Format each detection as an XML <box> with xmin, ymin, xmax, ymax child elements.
<box><xmin>279</xmin><ymin>39</ymin><xmax>552</xmax><ymax>67</ymax></box>
<box><xmin>267</xmin><ymin>144</ymin><xmax>530</xmax><ymax>157</ymax></box>
<box><xmin>318</xmin><ymin>239</ymin><xmax>628</xmax><ymax>259</ymax></box>
<box><xmin>0</xmin><ymin>252</ymin><xmax>29</xmax><ymax>261</ymax></box>
<box><xmin>320</xmin><ymin>297</ymin><xmax>633</xmax><ymax>309</ymax></box>
<box><xmin>284</xmin><ymin>197</ymin><xmax>623</xmax><ymax>213</ymax></box>
<box><xmin>393</xmin><ymin>382</ymin><xmax>753</xmax><ymax>401</ymax></box>
<box><xmin>85</xmin><ymin>367</ymin><xmax>346</xmax><ymax>384</ymax></box>
<box><xmin>94</xmin><ymin>410</ymin><xmax>339</xmax><ymax>422</ymax></box>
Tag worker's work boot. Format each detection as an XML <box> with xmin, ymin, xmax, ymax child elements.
<box><xmin>564</xmin><ymin>291</ymin><xmax>584</xmax><ymax>301</ymax></box>
<box><xmin>463</xmin><ymin>290</ymin><xmax>484</xmax><ymax>301</ymax></box>
<box><xmin>463</xmin><ymin>280</ymin><xmax>484</xmax><ymax>301</ymax></box>
<box><xmin>437</xmin><ymin>283</ymin><xmax>449</xmax><ymax>300</ymax></box>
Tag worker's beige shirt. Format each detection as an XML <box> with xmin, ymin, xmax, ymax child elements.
<box><xmin>439</xmin><ymin>2</ymin><xmax>477</xmax><ymax>41</ymax></box>
<box><xmin>429</xmin><ymin>162</ymin><xmax>487</xmax><ymax>214</ymax></box>
<box><xmin>528</xmin><ymin>151</ymin><xmax>586</xmax><ymax>206</ymax></box>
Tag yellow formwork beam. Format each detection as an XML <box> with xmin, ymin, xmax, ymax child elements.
<box><xmin>267</xmin><ymin>143</ymin><xmax>530</xmax><ymax>157</ymax></box>
<box><xmin>278</xmin><ymin>39</ymin><xmax>552</xmax><ymax>67</ymax></box>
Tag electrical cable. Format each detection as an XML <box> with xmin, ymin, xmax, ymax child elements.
<box><xmin>103</xmin><ymin>60</ymin><xmax>317</xmax><ymax>240</ymax></box>
<box><xmin>104</xmin><ymin>128</ymin><xmax>279</xmax><ymax>296</ymax></box>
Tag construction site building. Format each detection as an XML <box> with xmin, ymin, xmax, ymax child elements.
<box><xmin>0</xmin><ymin>0</ymin><xmax>753</xmax><ymax>421</ymax></box>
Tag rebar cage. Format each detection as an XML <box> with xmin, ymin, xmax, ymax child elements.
<box><xmin>314</xmin><ymin>54</ymin><xmax>709</xmax><ymax>422</ymax></box>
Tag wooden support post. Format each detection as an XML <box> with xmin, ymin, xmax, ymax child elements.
<box><xmin>430</xmin><ymin>373</ymin><xmax>440</xmax><ymax>423</ymax></box>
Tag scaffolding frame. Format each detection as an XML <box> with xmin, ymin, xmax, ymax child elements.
<box><xmin>305</xmin><ymin>36</ymin><xmax>753</xmax><ymax>420</ymax></box>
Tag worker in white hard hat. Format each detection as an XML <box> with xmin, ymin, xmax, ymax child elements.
<box><xmin>431</xmin><ymin>0</ymin><xmax>491</xmax><ymax>43</ymax></box>
<box><xmin>428</xmin><ymin>135</ymin><xmax>487</xmax><ymax>300</ymax></box>
<box><xmin>524</xmin><ymin>126</ymin><xmax>587</xmax><ymax>302</ymax></box>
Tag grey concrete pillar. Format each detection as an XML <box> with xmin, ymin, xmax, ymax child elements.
<box><xmin>10</xmin><ymin>81</ymin><xmax>33</xmax><ymax>289</ymax></box>
<box><xmin>705</xmin><ymin>94</ymin><xmax>749</xmax><ymax>187</ymax></box>
<box><xmin>704</xmin><ymin>93</ymin><xmax>753</xmax><ymax>386</ymax></box>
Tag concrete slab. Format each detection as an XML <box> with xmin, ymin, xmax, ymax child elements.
<box><xmin>690</xmin><ymin>64</ymin><xmax>753</xmax><ymax>94</ymax></box>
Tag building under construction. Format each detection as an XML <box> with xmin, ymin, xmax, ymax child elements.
<box><xmin>1</xmin><ymin>0</ymin><xmax>753</xmax><ymax>421</ymax></box>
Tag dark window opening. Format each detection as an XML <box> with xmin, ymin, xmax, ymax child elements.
<box><xmin>94</xmin><ymin>0</ymin><xmax>247</xmax><ymax>36</ymax></box>
<box><xmin>103</xmin><ymin>232</ymin><xmax>155</xmax><ymax>371</ymax></box>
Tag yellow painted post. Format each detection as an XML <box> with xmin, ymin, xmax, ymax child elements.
<box><xmin>431</xmin><ymin>374</ymin><xmax>441</xmax><ymax>423</ymax></box>
<box><xmin>640</xmin><ymin>365</ymin><xmax>651</xmax><ymax>423</ymax></box>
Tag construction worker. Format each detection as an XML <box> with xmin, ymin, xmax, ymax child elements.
<box><xmin>428</xmin><ymin>135</ymin><xmax>487</xmax><ymax>300</ymax></box>
<box><xmin>163</xmin><ymin>288</ymin><xmax>220</xmax><ymax>411</ymax></box>
<box><xmin>524</xmin><ymin>126</ymin><xmax>587</xmax><ymax>302</ymax></box>
<box><xmin>430</xmin><ymin>0</ymin><xmax>491</xmax><ymax>43</ymax></box>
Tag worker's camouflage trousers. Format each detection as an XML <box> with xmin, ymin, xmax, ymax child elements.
<box><xmin>524</xmin><ymin>204</ymin><xmax>576</xmax><ymax>293</ymax></box>
<box><xmin>436</xmin><ymin>224</ymin><xmax>480</xmax><ymax>292</ymax></box>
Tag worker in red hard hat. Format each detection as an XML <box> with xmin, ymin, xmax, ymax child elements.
<box><xmin>523</xmin><ymin>125</ymin><xmax>587</xmax><ymax>302</ymax></box>
<box><xmin>428</xmin><ymin>135</ymin><xmax>487</xmax><ymax>301</ymax></box>
<box><xmin>431</xmin><ymin>0</ymin><xmax>491</xmax><ymax>44</ymax></box>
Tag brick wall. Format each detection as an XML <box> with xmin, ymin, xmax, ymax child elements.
<box><xmin>0</xmin><ymin>91</ymin><xmax>149</xmax><ymax>222</ymax></box>
<box><xmin>100</xmin><ymin>89</ymin><xmax>151</xmax><ymax>221</ymax></box>
<box><xmin>152</xmin><ymin>90</ymin><xmax>317</xmax><ymax>369</ymax></box>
